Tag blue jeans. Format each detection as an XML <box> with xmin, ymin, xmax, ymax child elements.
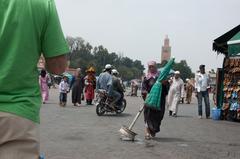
<box><xmin>197</xmin><ymin>91</ymin><xmax>210</xmax><ymax>117</ymax></box>
<box><xmin>60</xmin><ymin>92</ymin><xmax>67</xmax><ymax>103</ymax></box>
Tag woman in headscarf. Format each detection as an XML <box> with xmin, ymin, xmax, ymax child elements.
<box><xmin>84</xmin><ymin>67</ymin><xmax>96</xmax><ymax>105</ymax></box>
<box><xmin>141</xmin><ymin>61</ymin><xmax>169</xmax><ymax>139</ymax></box>
<box><xmin>70</xmin><ymin>68</ymin><xmax>85</xmax><ymax>106</ymax></box>
<box><xmin>39</xmin><ymin>69</ymin><xmax>49</xmax><ymax>104</ymax></box>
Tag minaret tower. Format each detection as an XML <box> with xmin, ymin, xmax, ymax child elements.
<box><xmin>161</xmin><ymin>35</ymin><xmax>171</xmax><ymax>62</ymax></box>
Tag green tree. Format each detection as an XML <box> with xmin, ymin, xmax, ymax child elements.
<box><xmin>172</xmin><ymin>60</ymin><xmax>194</xmax><ymax>81</ymax></box>
<box><xmin>66</xmin><ymin>36</ymin><xmax>145</xmax><ymax>80</ymax></box>
<box><xmin>158</xmin><ymin>60</ymin><xmax>194</xmax><ymax>81</ymax></box>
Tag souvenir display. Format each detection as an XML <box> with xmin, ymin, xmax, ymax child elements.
<box><xmin>222</xmin><ymin>57</ymin><xmax>240</xmax><ymax>122</ymax></box>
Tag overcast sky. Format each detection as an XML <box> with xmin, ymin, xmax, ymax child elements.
<box><xmin>55</xmin><ymin>0</ymin><xmax>239</xmax><ymax>72</ymax></box>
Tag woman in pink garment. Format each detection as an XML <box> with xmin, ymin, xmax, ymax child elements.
<box><xmin>39</xmin><ymin>69</ymin><xmax>49</xmax><ymax>104</ymax></box>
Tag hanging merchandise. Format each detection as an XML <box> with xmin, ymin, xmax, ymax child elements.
<box><xmin>213</xmin><ymin>25</ymin><xmax>240</xmax><ymax>122</ymax></box>
<box><xmin>222</xmin><ymin>57</ymin><xmax>240</xmax><ymax>122</ymax></box>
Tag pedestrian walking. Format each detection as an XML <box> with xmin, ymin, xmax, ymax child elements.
<box><xmin>168</xmin><ymin>71</ymin><xmax>184</xmax><ymax>117</ymax></box>
<box><xmin>59</xmin><ymin>76</ymin><xmax>70</xmax><ymax>107</ymax></box>
<box><xmin>141</xmin><ymin>60</ymin><xmax>170</xmax><ymax>139</ymax></box>
<box><xmin>71</xmin><ymin>68</ymin><xmax>85</xmax><ymax>106</ymax></box>
<box><xmin>180</xmin><ymin>83</ymin><xmax>187</xmax><ymax>104</ymax></box>
<box><xmin>131</xmin><ymin>80</ymin><xmax>138</xmax><ymax>96</ymax></box>
<box><xmin>185</xmin><ymin>78</ymin><xmax>194</xmax><ymax>104</ymax></box>
<box><xmin>0</xmin><ymin>0</ymin><xmax>69</xmax><ymax>158</ymax></box>
<box><xmin>195</xmin><ymin>65</ymin><xmax>211</xmax><ymax>119</ymax></box>
<box><xmin>84</xmin><ymin>67</ymin><xmax>96</xmax><ymax>105</ymax></box>
<box><xmin>39</xmin><ymin>69</ymin><xmax>49</xmax><ymax>104</ymax></box>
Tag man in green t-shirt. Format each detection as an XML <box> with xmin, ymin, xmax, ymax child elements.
<box><xmin>0</xmin><ymin>0</ymin><xmax>69</xmax><ymax>158</ymax></box>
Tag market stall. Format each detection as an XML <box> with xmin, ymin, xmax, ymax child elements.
<box><xmin>213</xmin><ymin>25</ymin><xmax>240</xmax><ymax>122</ymax></box>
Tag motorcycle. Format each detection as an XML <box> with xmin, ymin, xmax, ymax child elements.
<box><xmin>95</xmin><ymin>89</ymin><xmax>126</xmax><ymax>116</ymax></box>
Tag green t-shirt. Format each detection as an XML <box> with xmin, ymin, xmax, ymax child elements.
<box><xmin>0</xmin><ymin>0</ymin><xmax>69</xmax><ymax>123</ymax></box>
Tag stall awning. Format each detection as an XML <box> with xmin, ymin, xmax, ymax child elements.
<box><xmin>213</xmin><ymin>25</ymin><xmax>240</xmax><ymax>56</ymax></box>
<box><xmin>227</xmin><ymin>32</ymin><xmax>240</xmax><ymax>56</ymax></box>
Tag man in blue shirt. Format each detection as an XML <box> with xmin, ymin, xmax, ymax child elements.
<box><xmin>96</xmin><ymin>64</ymin><xmax>121</xmax><ymax>108</ymax></box>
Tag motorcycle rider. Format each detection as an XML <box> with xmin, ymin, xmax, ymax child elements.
<box><xmin>96</xmin><ymin>64</ymin><xmax>120</xmax><ymax>109</ymax></box>
<box><xmin>112</xmin><ymin>69</ymin><xmax>125</xmax><ymax>107</ymax></box>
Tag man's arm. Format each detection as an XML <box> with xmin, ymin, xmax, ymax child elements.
<box><xmin>45</xmin><ymin>54</ymin><xmax>67</xmax><ymax>75</ymax></box>
<box><xmin>194</xmin><ymin>75</ymin><xmax>199</xmax><ymax>92</ymax></box>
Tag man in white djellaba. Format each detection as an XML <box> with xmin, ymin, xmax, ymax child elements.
<box><xmin>168</xmin><ymin>71</ymin><xmax>184</xmax><ymax>117</ymax></box>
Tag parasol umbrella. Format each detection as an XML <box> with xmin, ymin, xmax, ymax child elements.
<box><xmin>62</xmin><ymin>72</ymin><xmax>73</xmax><ymax>83</ymax></box>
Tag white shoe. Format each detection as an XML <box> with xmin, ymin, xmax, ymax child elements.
<box><xmin>198</xmin><ymin>116</ymin><xmax>202</xmax><ymax>119</ymax></box>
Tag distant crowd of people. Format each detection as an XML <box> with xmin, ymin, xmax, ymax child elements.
<box><xmin>39</xmin><ymin>63</ymin><xmax>126</xmax><ymax>110</ymax></box>
<box><xmin>39</xmin><ymin>66</ymin><xmax>97</xmax><ymax>107</ymax></box>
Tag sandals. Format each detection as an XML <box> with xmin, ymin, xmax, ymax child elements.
<box><xmin>145</xmin><ymin>133</ymin><xmax>151</xmax><ymax>140</ymax></box>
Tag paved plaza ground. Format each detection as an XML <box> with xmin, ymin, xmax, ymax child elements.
<box><xmin>40</xmin><ymin>89</ymin><xmax>240</xmax><ymax>159</ymax></box>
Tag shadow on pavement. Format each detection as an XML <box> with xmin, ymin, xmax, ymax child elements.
<box><xmin>175</xmin><ymin>115</ymin><xmax>194</xmax><ymax>118</ymax></box>
<box><xmin>153</xmin><ymin>137</ymin><xmax>187</xmax><ymax>143</ymax></box>
<box><xmin>63</xmin><ymin>135</ymin><xmax>84</xmax><ymax>141</ymax></box>
<box><xmin>100</xmin><ymin>113</ymin><xmax>132</xmax><ymax>118</ymax></box>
